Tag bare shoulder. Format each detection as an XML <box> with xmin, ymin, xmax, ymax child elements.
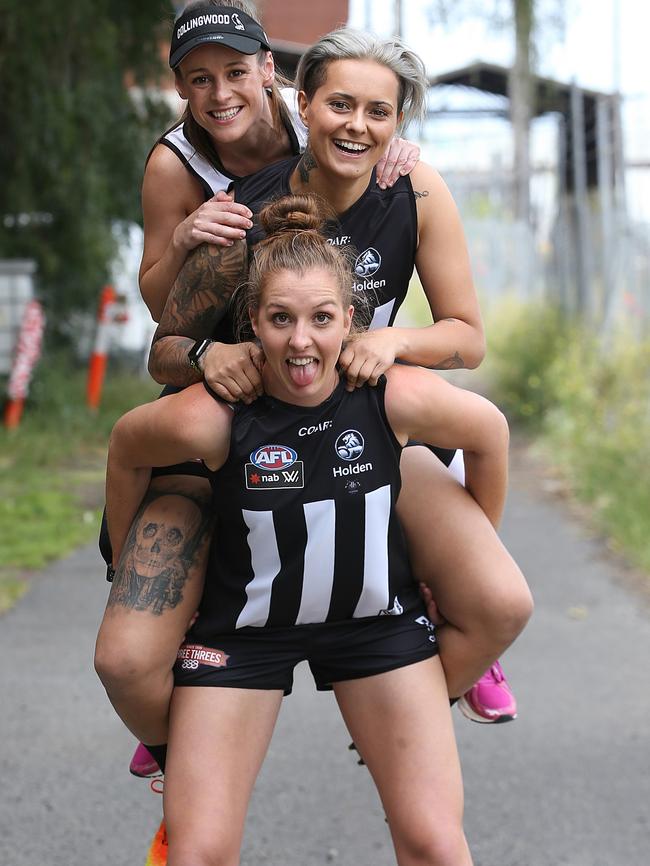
<box><xmin>143</xmin><ymin>143</ymin><xmax>204</xmax><ymax>210</ymax></box>
<box><xmin>410</xmin><ymin>162</ymin><xmax>458</xmax><ymax>216</ymax></box>
<box><xmin>164</xmin><ymin>383</ymin><xmax>233</xmax><ymax>461</ymax></box>
<box><xmin>145</xmin><ymin>142</ymin><xmax>189</xmax><ymax>181</ymax></box>
<box><xmin>385</xmin><ymin>363</ymin><xmax>446</xmax><ymax>401</ymax></box>
<box><xmin>409</xmin><ymin>161</ymin><xmax>447</xmax><ymax>198</ymax></box>
<box><xmin>384</xmin><ymin>365</ymin><xmax>446</xmax><ymax>438</ymax></box>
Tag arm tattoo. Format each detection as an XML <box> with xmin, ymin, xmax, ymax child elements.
<box><xmin>107</xmin><ymin>482</ymin><xmax>215</xmax><ymax>615</ymax></box>
<box><xmin>436</xmin><ymin>352</ymin><xmax>464</xmax><ymax>370</ymax></box>
<box><xmin>413</xmin><ymin>189</ymin><xmax>429</xmax><ymax>199</ymax></box>
<box><xmin>431</xmin><ymin>320</ymin><xmax>464</xmax><ymax>368</ymax></box>
<box><xmin>298</xmin><ymin>146</ymin><xmax>318</xmax><ymax>184</ymax></box>
<box><xmin>149</xmin><ymin>240</ymin><xmax>248</xmax><ymax>385</ymax></box>
<box><xmin>149</xmin><ymin>336</ymin><xmax>200</xmax><ymax>387</ymax></box>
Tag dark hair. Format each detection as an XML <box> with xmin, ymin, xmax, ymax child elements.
<box><xmin>150</xmin><ymin>0</ymin><xmax>293</xmax><ymax>169</ymax></box>
<box><xmin>231</xmin><ymin>194</ymin><xmax>366</xmax><ymax>341</ymax></box>
<box><xmin>297</xmin><ymin>28</ymin><xmax>428</xmax><ymax>130</ymax></box>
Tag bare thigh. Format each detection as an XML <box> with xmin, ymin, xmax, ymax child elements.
<box><xmin>165</xmin><ymin>686</ymin><xmax>283</xmax><ymax>866</ymax></box>
<box><xmin>398</xmin><ymin>447</ymin><xmax>529</xmax><ymax>630</ymax></box>
<box><xmin>97</xmin><ymin>473</ymin><xmax>215</xmax><ymax>669</ymax></box>
<box><xmin>334</xmin><ymin>659</ymin><xmax>472</xmax><ymax>866</ymax></box>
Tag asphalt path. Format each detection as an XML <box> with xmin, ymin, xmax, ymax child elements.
<box><xmin>1</xmin><ymin>445</ymin><xmax>649</xmax><ymax>866</ymax></box>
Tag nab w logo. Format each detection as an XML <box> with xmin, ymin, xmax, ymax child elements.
<box><xmin>245</xmin><ymin>460</ymin><xmax>305</xmax><ymax>490</ymax></box>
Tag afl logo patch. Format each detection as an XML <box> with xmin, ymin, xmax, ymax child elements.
<box><xmin>335</xmin><ymin>430</ymin><xmax>365</xmax><ymax>461</ymax></box>
<box><xmin>354</xmin><ymin>248</ymin><xmax>381</xmax><ymax>278</ymax></box>
<box><xmin>250</xmin><ymin>445</ymin><xmax>297</xmax><ymax>470</ymax></box>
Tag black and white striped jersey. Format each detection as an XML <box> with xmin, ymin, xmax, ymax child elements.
<box><xmin>160</xmin><ymin>88</ymin><xmax>307</xmax><ymax>200</ymax></box>
<box><xmin>231</xmin><ymin>156</ymin><xmax>418</xmax><ymax>332</ymax></box>
<box><xmin>192</xmin><ymin>377</ymin><xmax>420</xmax><ymax>636</ymax></box>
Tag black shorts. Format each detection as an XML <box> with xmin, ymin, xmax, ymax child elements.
<box><xmin>405</xmin><ymin>440</ymin><xmax>456</xmax><ymax>467</ymax></box>
<box><xmin>173</xmin><ymin>606</ymin><xmax>439</xmax><ymax>695</ymax></box>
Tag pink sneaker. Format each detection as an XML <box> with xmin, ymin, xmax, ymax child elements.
<box><xmin>458</xmin><ymin>661</ymin><xmax>517</xmax><ymax>723</ymax></box>
<box><xmin>129</xmin><ymin>743</ymin><xmax>161</xmax><ymax>778</ymax></box>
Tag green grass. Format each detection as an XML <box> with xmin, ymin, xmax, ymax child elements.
<box><xmin>0</xmin><ymin>573</ymin><xmax>29</xmax><ymax>614</ymax></box>
<box><xmin>0</xmin><ymin>353</ymin><xmax>159</xmax><ymax>610</ymax></box>
<box><xmin>399</xmin><ymin>285</ymin><xmax>650</xmax><ymax>576</ymax></box>
<box><xmin>484</xmin><ymin>300</ymin><xmax>650</xmax><ymax>576</ymax></box>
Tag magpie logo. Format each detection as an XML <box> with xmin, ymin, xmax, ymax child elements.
<box><xmin>231</xmin><ymin>12</ymin><xmax>245</xmax><ymax>30</ymax></box>
<box><xmin>354</xmin><ymin>247</ymin><xmax>381</xmax><ymax>278</ymax></box>
<box><xmin>379</xmin><ymin>596</ymin><xmax>404</xmax><ymax>616</ymax></box>
<box><xmin>335</xmin><ymin>430</ymin><xmax>365</xmax><ymax>461</ymax></box>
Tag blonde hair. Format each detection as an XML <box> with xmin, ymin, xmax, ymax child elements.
<box><xmin>296</xmin><ymin>28</ymin><xmax>428</xmax><ymax>130</ymax></box>
<box><xmin>232</xmin><ymin>194</ymin><xmax>369</xmax><ymax>341</ymax></box>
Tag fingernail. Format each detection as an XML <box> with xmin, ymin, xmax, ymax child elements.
<box><xmin>239</xmin><ymin>231</ymin><xmax>246</xmax><ymax>238</ymax></box>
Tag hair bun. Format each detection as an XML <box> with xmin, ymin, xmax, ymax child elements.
<box><xmin>259</xmin><ymin>194</ymin><xmax>336</xmax><ymax>236</ymax></box>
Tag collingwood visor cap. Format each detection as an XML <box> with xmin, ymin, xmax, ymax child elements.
<box><xmin>170</xmin><ymin>5</ymin><xmax>271</xmax><ymax>68</ymax></box>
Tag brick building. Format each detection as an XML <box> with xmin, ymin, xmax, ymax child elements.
<box><xmin>258</xmin><ymin>0</ymin><xmax>349</xmax><ymax>76</ymax></box>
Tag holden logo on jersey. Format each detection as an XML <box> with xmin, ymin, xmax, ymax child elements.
<box><xmin>246</xmin><ymin>444</ymin><xmax>304</xmax><ymax>490</ymax></box>
<box><xmin>251</xmin><ymin>444</ymin><xmax>297</xmax><ymax>470</ymax></box>
<box><xmin>355</xmin><ymin>248</ymin><xmax>381</xmax><ymax>278</ymax></box>
<box><xmin>335</xmin><ymin>430</ymin><xmax>365</xmax><ymax>461</ymax></box>
<box><xmin>333</xmin><ymin>430</ymin><xmax>372</xmax><ymax>477</ymax></box>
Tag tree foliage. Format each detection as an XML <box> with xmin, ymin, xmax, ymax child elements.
<box><xmin>0</xmin><ymin>0</ymin><xmax>176</xmax><ymax>329</ymax></box>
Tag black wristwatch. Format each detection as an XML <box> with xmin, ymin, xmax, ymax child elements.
<box><xmin>188</xmin><ymin>338</ymin><xmax>213</xmax><ymax>374</ymax></box>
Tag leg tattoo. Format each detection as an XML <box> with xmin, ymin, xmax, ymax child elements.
<box><xmin>108</xmin><ymin>485</ymin><xmax>214</xmax><ymax>615</ymax></box>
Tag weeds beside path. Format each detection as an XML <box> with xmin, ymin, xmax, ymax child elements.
<box><xmin>0</xmin><ymin>355</ymin><xmax>158</xmax><ymax>613</ymax></box>
<box><xmin>485</xmin><ymin>299</ymin><xmax>650</xmax><ymax>580</ymax></box>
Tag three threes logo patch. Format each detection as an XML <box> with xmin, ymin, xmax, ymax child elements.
<box><xmin>178</xmin><ymin>644</ymin><xmax>229</xmax><ymax>670</ymax></box>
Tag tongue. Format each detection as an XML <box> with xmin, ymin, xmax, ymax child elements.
<box><xmin>288</xmin><ymin>359</ymin><xmax>318</xmax><ymax>386</ymax></box>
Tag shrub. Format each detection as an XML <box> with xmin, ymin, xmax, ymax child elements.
<box><xmin>486</xmin><ymin>300</ymin><xmax>650</xmax><ymax>572</ymax></box>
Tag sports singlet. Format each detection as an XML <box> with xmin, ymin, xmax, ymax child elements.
<box><xmin>190</xmin><ymin>376</ymin><xmax>421</xmax><ymax>636</ymax></box>
<box><xmin>231</xmin><ymin>155</ymin><xmax>418</xmax><ymax>331</ymax></box>
<box><xmin>160</xmin><ymin>88</ymin><xmax>307</xmax><ymax>200</ymax></box>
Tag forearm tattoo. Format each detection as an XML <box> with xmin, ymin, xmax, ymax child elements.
<box><xmin>433</xmin><ymin>319</ymin><xmax>464</xmax><ymax>369</ymax></box>
<box><xmin>149</xmin><ymin>336</ymin><xmax>201</xmax><ymax>387</ymax></box>
<box><xmin>107</xmin><ymin>483</ymin><xmax>214</xmax><ymax>615</ymax></box>
<box><xmin>436</xmin><ymin>351</ymin><xmax>464</xmax><ymax>369</ymax></box>
<box><xmin>413</xmin><ymin>189</ymin><xmax>429</xmax><ymax>199</ymax></box>
<box><xmin>298</xmin><ymin>146</ymin><xmax>318</xmax><ymax>184</ymax></box>
<box><xmin>149</xmin><ymin>240</ymin><xmax>248</xmax><ymax>384</ymax></box>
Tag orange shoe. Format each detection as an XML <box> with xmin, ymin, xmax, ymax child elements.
<box><xmin>144</xmin><ymin>818</ymin><xmax>167</xmax><ymax>866</ymax></box>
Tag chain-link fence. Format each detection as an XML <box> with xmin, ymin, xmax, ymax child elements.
<box><xmin>425</xmin><ymin>93</ymin><xmax>650</xmax><ymax>339</ymax></box>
